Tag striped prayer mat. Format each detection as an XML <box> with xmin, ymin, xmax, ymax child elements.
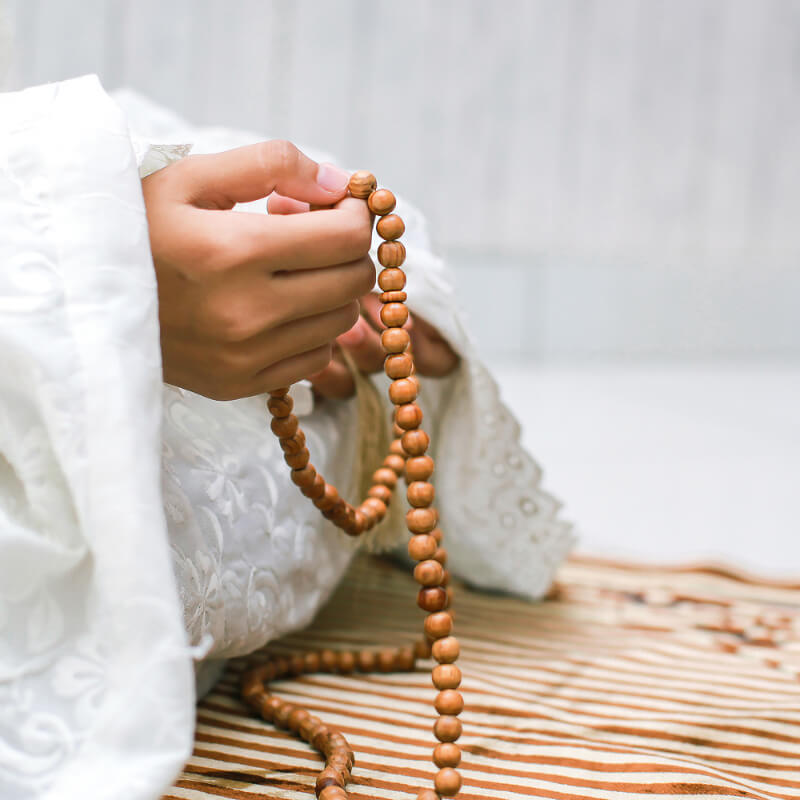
<box><xmin>164</xmin><ymin>555</ymin><xmax>800</xmax><ymax>799</ymax></box>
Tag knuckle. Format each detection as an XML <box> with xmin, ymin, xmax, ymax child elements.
<box><xmin>205</xmin><ymin>297</ymin><xmax>258</xmax><ymax>343</ymax></box>
<box><xmin>354</xmin><ymin>257</ymin><xmax>376</xmax><ymax>296</ymax></box>
<box><xmin>260</xmin><ymin>139</ymin><xmax>299</xmax><ymax>174</ymax></box>
<box><xmin>309</xmin><ymin>344</ymin><xmax>334</xmax><ymax>374</ymax></box>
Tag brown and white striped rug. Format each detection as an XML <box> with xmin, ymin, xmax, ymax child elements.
<box><xmin>164</xmin><ymin>555</ymin><xmax>800</xmax><ymax>799</ymax></box>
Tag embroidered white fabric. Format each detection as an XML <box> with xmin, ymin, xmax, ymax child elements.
<box><xmin>0</xmin><ymin>75</ymin><xmax>575</xmax><ymax>799</ymax></box>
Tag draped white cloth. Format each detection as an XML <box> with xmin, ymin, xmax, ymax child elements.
<box><xmin>0</xmin><ymin>75</ymin><xmax>575</xmax><ymax>799</ymax></box>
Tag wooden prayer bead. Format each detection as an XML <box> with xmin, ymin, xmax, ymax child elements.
<box><xmin>433</xmin><ymin>547</ymin><xmax>448</xmax><ymax>565</ymax></box>
<box><xmin>389</xmin><ymin>378</ymin><xmax>417</xmax><ymax>405</ymax></box>
<box><xmin>304</xmin><ymin>652</ymin><xmax>321</xmax><ymax>673</ymax></box>
<box><xmin>385</xmin><ymin>353</ymin><xmax>414</xmax><ymax>379</ymax></box>
<box><xmin>414</xmin><ymin>638</ymin><xmax>432</xmax><ymax>659</ymax></box>
<box><xmin>319</xmin><ymin>650</ymin><xmax>338</xmax><ymax>672</ymax></box>
<box><xmin>381</xmin><ymin>327</ymin><xmax>410</xmax><ymax>353</ymax></box>
<box><xmin>378</xmin><ymin>240</ymin><xmax>406</xmax><ymax>267</ymax></box>
<box><xmin>372</xmin><ymin>467</ymin><xmax>398</xmax><ymax>488</ymax></box>
<box><xmin>359</xmin><ymin>501</ymin><xmax>379</xmax><ymax>528</ymax></box>
<box><xmin>318</xmin><ymin>785</ymin><xmax>347</xmax><ymax>800</ymax></box>
<box><xmin>357</xmin><ymin>650</ymin><xmax>376</xmax><ymax>672</ymax></box>
<box><xmin>367</xmin><ymin>484</ymin><xmax>392</xmax><ymax>504</ymax></box>
<box><xmin>267</xmin><ymin>394</ymin><xmax>293</xmax><ymax>417</ymax></box>
<box><xmin>408</xmin><ymin>533</ymin><xmax>437</xmax><ymax>561</ymax></box>
<box><xmin>300</xmin><ymin>714</ymin><xmax>321</xmax><ymax>742</ymax></box>
<box><xmin>393</xmin><ymin>422</ymin><xmax>405</xmax><ymax>438</ymax></box>
<box><xmin>368</xmin><ymin>187</ymin><xmax>396</xmax><ymax>215</ymax></box>
<box><xmin>434</xmin><ymin>716</ymin><xmax>462</xmax><ymax>743</ymax></box>
<box><xmin>407</xmin><ymin>507</ymin><xmax>438</xmax><ymax>534</ymax></box>
<box><xmin>378</xmin><ymin>267</ymin><xmax>406</xmax><ymax>291</ymax></box>
<box><xmin>348</xmin><ymin>170</ymin><xmax>377</xmax><ymax>198</ymax></box>
<box><xmin>433</xmin><ymin>743</ymin><xmax>462</xmax><ymax>768</ymax></box>
<box><xmin>279</xmin><ymin>430</ymin><xmax>306</xmax><ymax>455</ymax></box>
<box><xmin>291</xmin><ymin>464</ymin><xmax>317</xmax><ymax>489</ymax></box>
<box><xmin>284</xmin><ymin>447</ymin><xmax>310</xmax><ymax>469</ymax></box>
<box><xmin>377</xmin><ymin>648</ymin><xmax>397</xmax><ymax>672</ymax></box>
<box><xmin>380</xmin><ymin>290</ymin><xmax>408</xmax><ymax>304</ymax></box>
<box><xmin>271</xmin><ymin>414</ymin><xmax>299</xmax><ymax>438</ymax></box>
<box><xmin>381</xmin><ymin>302</ymin><xmax>409</xmax><ymax>328</ymax></box>
<box><xmin>273</xmin><ymin>702</ymin><xmax>295</xmax><ymax>729</ymax></box>
<box><xmin>414</xmin><ymin>559</ymin><xmax>444</xmax><ymax>587</ymax></box>
<box><xmin>425</xmin><ymin>612</ymin><xmax>452</xmax><ymax>640</ymax></box>
<box><xmin>435</xmin><ymin>767</ymin><xmax>462</xmax><ymax>796</ymax></box>
<box><xmin>432</xmin><ymin>636</ymin><xmax>460</xmax><ymax>664</ymax></box>
<box><xmin>417</xmin><ymin>791</ymin><xmax>439</xmax><ymax>800</ymax></box>
<box><xmin>302</xmin><ymin>473</ymin><xmax>327</xmax><ymax>500</ymax></box>
<box><xmin>287</xmin><ymin>707</ymin><xmax>310</xmax><ymax>733</ymax></box>
<box><xmin>314</xmin><ymin>483</ymin><xmax>340</xmax><ymax>511</ymax></box>
<box><xmin>384</xmin><ymin>453</ymin><xmax>406</xmax><ymax>474</ymax></box>
<box><xmin>395</xmin><ymin>402</ymin><xmax>423</xmax><ymax>430</ymax></box>
<box><xmin>441</xmin><ymin>569</ymin><xmax>451</xmax><ymax>587</ymax></box>
<box><xmin>407</xmin><ymin>481</ymin><xmax>435</xmax><ymax>508</ymax></box>
<box><xmin>288</xmin><ymin>654</ymin><xmax>306</xmax><ymax>675</ymax></box>
<box><xmin>418</xmin><ymin>587</ymin><xmax>448</xmax><ymax>612</ymax></box>
<box><xmin>435</xmin><ymin>690</ymin><xmax>464</xmax><ymax>716</ymax></box>
<box><xmin>361</xmin><ymin>496</ymin><xmax>387</xmax><ymax>522</ymax></box>
<box><xmin>431</xmin><ymin>527</ymin><xmax>443</xmax><ymax>544</ymax></box>
<box><xmin>395</xmin><ymin>646</ymin><xmax>416</xmax><ymax>671</ymax></box>
<box><xmin>260</xmin><ymin>694</ymin><xmax>283</xmax><ymax>721</ymax></box>
<box><xmin>269</xmin><ymin>387</ymin><xmax>289</xmax><ymax>398</ymax></box>
<box><xmin>376</xmin><ymin>213</ymin><xmax>405</xmax><ymax>240</ymax></box>
<box><xmin>311</xmin><ymin>727</ymin><xmax>331</xmax><ymax>751</ymax></box>
<box><xmin>401</xmin><ymin>430</ymin><xmax>429</xmax><ymax>456</ymax></box>
<box><xmin>405</xmin><ymin>455</ymin><xmax>434</xmax><ymax>482</ymax></box>
<box><xmin>337</xmin><ymin>651</ymin><xmax>356</xmax><ymax>673</ymax></box>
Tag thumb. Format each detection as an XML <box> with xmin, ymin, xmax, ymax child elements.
<box><xmin>182</xmin><ymin>140</ymin><xmax>351</xmax><ymax>209</ymax></box>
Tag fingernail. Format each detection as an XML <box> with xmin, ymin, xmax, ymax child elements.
<box><xmin>316</xmin><ymin>162</ymin><xmax>350</xmax><ymax>193</ymax></box>
<box><xmin>338</xmin><ymin>316</ymin><xmax>366</xmax><ymax>346</ymax></box>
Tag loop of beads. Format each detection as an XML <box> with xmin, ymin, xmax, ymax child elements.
<box><xmin>247</xmin><ymin>171</ymin><xmax>463</xmax><ymax>799</ymax></box>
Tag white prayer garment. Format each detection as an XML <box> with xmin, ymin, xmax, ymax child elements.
<box><xmin>0</xmin><ymin>75</ymin><xmax>574</xmax><ymax>800</ymax></box>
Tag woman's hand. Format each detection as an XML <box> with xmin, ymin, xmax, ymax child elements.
<box><xmin>267</xmin><ymin>193</ymin><xmax>461</xmax><ymax>399</ymax></box>
<box><xmin>142</xmin><ymin>141</ymin><xmax>375</xmax><ymax>400</ymax></box>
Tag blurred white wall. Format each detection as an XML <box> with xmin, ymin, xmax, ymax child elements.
<box><xmin>4</xmin><ymin>0</ymin><xmax>799</xmax><ymax>360</ymax></box>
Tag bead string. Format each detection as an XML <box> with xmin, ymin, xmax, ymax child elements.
<box><xmin>241</xmin><ymin>171</ymin><xmax>463</xmax><ymax>800</ymax></box>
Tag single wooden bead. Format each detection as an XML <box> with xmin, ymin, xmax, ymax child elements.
<box><xmin>304</xmin><ymin>652</ymin><xmax>321</xmax><ymax>673</ymax></box>
<box><xmin>260</xmin><ymin>694</ymin><xmax>283</xmax><ymax>721</ymax></box>
<box><xmin>288</xmin><ymin>654</ymin><xmax>306</xmax><ymax>675</ymax></box>
<box><xmin>273</xmin><ymin>702</ymin><xmax>295</xmax><ymax>729</ymax></box>
<box><xmin>435</xmin><ymin>690</ymin><xmax>464</xmax><ymax>716</ymax></box>
<box><xmin>241</xmin><ymin>674</ymin><xmax>264</xmax><ymax>701</ymax></box>
<box><xmin>271</xmin><ymin>414</ymin><xmax>299</xmax><ymax>438</ymax></box>
<box><xmin>414</xmin><ymin>638</ymin><xmax>432</xmax><ymax>659</ymax></box>
<box><xmin>267</xmin><ymin>394</ymin><xmax>293</xmax><ymax>418</ymax></box>
<box><xmin>441</xmin><ymin>569</ymin><xmax>451</xmax><ymax>587</ymax></box>
<box><xmin>316</xmin><ymin>767</ymin><xmax>346</xmax><ymax>792</ymax></box>
<box><xmin>303</xmin><ymin>472</ymin><xmax>327</xmax><ymax>500</ymax></box>
<box><xmin>280</xmin><ymin>430</ymin><xmax>306</xmax><ymax>455</ymax></box>
<box><xmin>401</xmin><ymin>429</ymin><xmax>429</xmax><ymax>456</ymax></box>
<box><xmin>378</xmin><ymin>240</ymin><xmax>406</xmax><ymax>267</ymax></box>
<box><xmin>384</xmin><ymin>353</ymin><xmax>414</xmax><ymax>379</ymax></box>
<box><xmin>407</xmin><ymin>481</ymin><xmax>435</xmax><ymax>508</ymax></box>
<box><xmin>269</xmin><ymin>387</ymin><xmax>289</xmax><ymax>398</ymax></box>
<box><xmin>311</xmin><ymin>726</ymin><xmax>331</xmax><ymax>752</ymax></box>
<box><xmin>435</xmin><ymin>767</ymin><xmax>462</xmax><ymax>796</ymax></box>
<box><xmin>394</xmin><ymin>646</ymin><xmax>416</xmax><ymax>671</ymax></box>
<box><xmin>299</xmin><ymin>714</ymin><xmax>322</xmax><ymax>741</ymax></box>
<box><xmin>433</xmin><ymin>547</ymin><xmax>448</xmax><ymax>565</ymax></box>
<box><xmin>287</xmin><ymin>707</ymin><xmax>310</xmax><ymax>733</ymax></box>
<box><xmin>367</xmin><ymin>484</ymin><xmax>392</xmax><ymax>504</ymax></box>
<box><xmin>359</xmin><ymin>501</ymin><xmax>379</xmax><ymax>528</ymax></box>
<box><xmin>319</xmin><ymin>649</ymin><xmax>338</xmax><ymax>672</ymax></box>
<box><xmin>417</xmin><ymin>790</ymin><xmax>439</xmax><ymax>800</ymax></box>
<box><xmin>384</xmin><ymin>453</ymin><xmax>407</xmax><ymax>474</ymax></box>
<box><xmin>433</xmin><ymin>742</ymin><xmax>462</xmax><ymax>768</ymax></box>
<box><xmin>395</xmin><ymin>402</ymin><xmax>423</xmax><ymax>430</ymax></box>
<box><xmin>393</xmin><ymin>422</ymin><xmax>405</xmax><ymax>438</ymax></box>
<box><xmin>368</xmin><ymin>187</ymin><xmax>396</xmax><ymax>215</ymax></box>
<box><xmin>326</xmin><ymin>753</ymin><xmax>351</xmax><ymax>777</ymax></box>
<box><xmin>361</xmin><ymin>496</ymin><xmax>387</xmax><ymax>522</ymax></box>
<box><xmin>272</xmin><ymin>656</ymin><xmax>290</xmax><ymax>677</ymax></box>
<box><xmin>406</xmin><ymin>455</ymin><xmax>434</xmax><ymax>482</ymax></box>
<box><xmin>407</xmin><ymin>507</ymin><xmax>438</xmax><ymax>534</ymax></box>
<box><xmin>425</xmin><ymin>611</ymin><xmax>453</xmax><ymax>640</ymax></box>
<box><xmin>349</xmin><ymin>170</ymin><xmax>377</xmax><ymax>198</ymax></box>
<box><xmin>408</xmin><ymin>533</ymin><xmax>437</xmax><ymax>561</ymax></box>
<box><xmin>357</xmin><ymin>650</ymin><xmax>376</xmax><ymax>672</ymax></box>
<box><xmin>337</xmin><ymin>651</ymin><xmax>356</xmax><ymax>673</ymax></box>
<box><xmin>389</xmin><ymin>437</ymin><xmax>407</xmax><ymax>456</ymax></box>
<box><xmin>323</xmin><ymin>497</ymin><xmax>348</xmax><ymax>523</ymax></box>
<box><xmin>284</xmin><ymin>446</ymin><xmax>310</xmax><ymax>469</ymax></box>
<box><xmin>389</xmin><ymin>378</ymin><xmax>417</xmax><ymax>405</ymax></box>
<box><xmin>381</xmin><ymin>327</ymin><xmax>410</xmax><ymax>353</ymax></box>
<box><xmin>319</xmin><ymin>786</ymin><xmax>347</xmax><ymax>800</ymax></box>
<box><xmin>432</xmin><ymin>636</ymin><xmax>460</xmax><ymax>664</ymax></box>
<box><xmin>291</xmin><ymin>464</ymin><xmax>317</xmax><ymax>489</ymax></box>
<box><xmin>372</xmin><ymin>467</ymin><xmax>398</xmax><ymax>488</ymax></box>
<box><xmin>378</xmin><ymin>267</ymin><xmax>406</xmax><ymax>291</ymax></box>
<box><xmin>349</xmin><ymin>509</ymin><xmax>368</xmax><ymax>536</ymax></box>
<box><xmin>376</xmin><ymin>213</ymin><xmax>405</xmax><ymax>240</ymax></box>
<box><xmin>446</xmin><ymin>586</ymin><xmax>455</xmax><ymax>609</ymax></box>
<box><xmin>431</xmin><ymin>527</ymin><xmax>443</xmax><ymax>544</ymax></box>
<box><xmin>377</xmin><ymin>648</ymin><xmax>396</xmax><ymax>672</ymax></box>
<box><xmin>434</xmin><ymin>716</ymin><xmax>462</xmax><ymax>743</ymax></box>
<box><xmin>381</xmin><ymin>302</ymin><xmax>409</xmax><ymax>329</ymax></box>
<box><xmin>432</xmin><ymin>663</ymin><xmax>461</xmax><ymax>690</ymax></box>
<box><xmin>414</xmin><ymin>559</ymin><xmax>444</xmax><ymax>587</ymax></box>
<box><xmin>380</xmin><ymin>290</ymin><xmax>408</xmax><ymax>304</ymax></box>
<box><xmin>314</xmin><ymin>483</ymin><xmax>340</xmax><ymax>511</ymax></box>
<box><xmin>418</xmin><ymin>586</ymin><xmax>448</xmax><ymax>612</ymax></box>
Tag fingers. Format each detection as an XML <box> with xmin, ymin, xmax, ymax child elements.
<box><xmin>177</xmin><ymin>140</ymin><xmax>351</xmax><ymax>209</ymax></box>
<box><xmin>267</xmin><ymin>193</ymin><xmax>309</xmax><ymax>215</ymax></box>
<box><xmin>409</xmin><ymin>314</ymin><xmax>461</xmax><ymax>376</ymax></box>
<box><xmin>335</xmin><ymin>315</ymin><xmax>385</xmax><ymax>373</ymax></box>
<box><xmin>308</xmin><ymin>351</ymin><xmax>356</xmax><ymax>399</ymax></box>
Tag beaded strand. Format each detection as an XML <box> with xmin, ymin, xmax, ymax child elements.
<box><xmin>243</xmin><ymin>171</ymin><xmax>463</xmax><ymax>799</ymax></box>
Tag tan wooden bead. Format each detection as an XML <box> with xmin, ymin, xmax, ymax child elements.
<box><xmin>299</xmin><ymin>714</ymin><xmax>322</xmax><ymax>741</ymax></box>
<box><xmin>376</xmin><ymin>213</ymin><xmax>405</xmax><ymax>240</ymax></box>
<box><xmin>432</xmin><ymin>663</ymin><xmax>461</xmax><ymax>690</ymax></box>
<box><xmin>357</xmin><ymin>650</ymin><xmax>376</xmax><ymax>672</ymax></box>
<box><xmin>362</xmin><ymin>496</ymin><xmax>387</xmax><ymax>522</ymax></box>
<box><xmin>425</xmin><ymin>611</ymin><xmax>453</xmax><ymax>640</ymax></box>
<box><xmin>433</xmin><ymin>742</ymin><xmax>462</xmax><ymax>768</ymax></box>
<box><xmin>284</xmin><ymin>446</ymin><xmax>309</xmax><ymax>469</ymax></box>
<box><xmin>303</xmin><ymin>652</ymin><xmax>321</xmax><ymax>673</ymax></box>
<box><xmin>394</xmin><ymin>646</ymin><xmax>416</xmax><ymax>671</ymax></box>
<box><xmin>431</xmin><ymin>527</ymin><xmax>443</xmax><ymax>544</ymax></box>
<box><xmin>434</xmin><ymin>715</ymin><xmax>462</xmax><ymax>743</ymax></box>
<box><xmin>368</xmin><ymin>187</ymin><xmax>396</xmax><ymax>215</ymax></box>
<box><xmin>359</xmin><ymin>501</ymin><xmax>379</xmax><ymax>528</ymax></box>
<box><xmin>314</xmin><ymin>483</ymin><xmax>339</xmax><ymax>511</ymax></box>
<box><xmin>260</xmin><ymin>694</ymin><xmax>283</xmax><ymax>721</ymax></box>
<box><xmin>270</xmin><ymin>414</ymin><xmax>298</xmax><ymax>438</ymax></box>
<box><xmin>389</xmin><ymin>437</ymin><xmax>407</xmax><ymax>456</ymax></box>
<box><xmin>272</xmin><ymin>656</ymin><xmax>289</xmax><ymax>676</ymax></box>
<box><xmin>287</xmin><ymin>707</ymin><xmax>310</xmax><ymax>733</ymax></box>
<box><xmin>395</xmin><ymin>402</ymin><xmax>423</xmax><ymax>430</ymax></box>
<box><xmin>389</xmin><ymin>377</ymin><xmax>417</xmax><ymax>405</ymax></box>
<box><xmin>435</xmin><ymin>690</ymin><xmax>464</xmax><ymax>716</ymax></box>
<box><xmin>378</xmin><ymin>240</ymin><xmax>406</xmax><ymax>267</ymax></box>
<box><xmin>408</xmin><ymin>533</ymin><xmax>437</xmax><ymax>561</ymax></box>
<box><xmin>378</xmin><ymin>267</ymin><xmax>406</xmax><ymax>291</ymax></box>
<box><xmin>407</xmin><ymin>481</ymin><xmax>435</xmax><ymax>508</ymax></box>
<box><xmin>337</xmin><ymin>651</ymin><xmax>356</xmax><ymax>673</ymax></box>
<box><xmin>380</xmin><ymin>290</ymin><xmax>407</xmax><ymax>304</ymax></box>
<box><xmin>372</xmin><ymin>467</ymin><xmax>398</xmax><ymax>488</ymax></box>
<box><xmin>414</xmin><ymin>559</ymin><xmax>444</xmax><ymax>587</ymax></box>
<box><xmin>381</xmin><ymin>326</ymin><xmax>410</xmax><ymax>353</ymax></box>
<box><xmin>435</xmin><ymin>767</ymin><xmax>462</xmax><ymax>796</ymax></box>
<box><xmin>417</xmin><ymin>790</ymin><xmax>439</xmax><ymax>800</ymax></box>
<box><xmin>273</xmin><ymin>702</ymin><xmax>295</xmax><ymax>728</ymax></box>
<box><xmin>418</xmin><ymin>586</ymin><xmax>448</xmax><ymax>612</ymax></box>
<box><xmin>446</xmin><ymin>586</ymin><xmax>455</xmax><ymax>609</ymax></box>
<box><xmin>319</xmin><ymin>785</ymin><xmax>347</xmax><ymax>800</ymax></box>
<box><xmin>407</xmin><ymin>507</ymin><xmax>438</xmax><ymax>534</ymax></box>
<box><xmin>267</xmin><ymin>394</ymin><xmax>293</xmax><ymax>417</ymax></box>
<box><xmin>241</xmin><ymin>674</ymin><xmax>264</xmax><ymax>701</ymax></box>
<box><xmin>384</xmin><ymin>352</ymin><xmax>413</xmax><ymax>379</ymax></box>
<box><xmin>269</xmin><ymin>387</ymin><xmax>289</xmax><ymax>398</ymax></box>
<box><xmin>433</xmin><ymin>546</ymin><xmax>448</xmax><ymax>565</ymax></box>
<box><xmin>441</xmin><ymin>569</ymin><xmax>451</xmax><ymax>587</ymax></box>
<box><xmin>288</xmin><ymin>654</ymin><xmax>306</xmax><ymax>675</ymax></box>
<box><xmin>405</xmin><ymin>455</ymin><xmax>434</xmax><ymax>482</ymax></box>
<box><xmin>401</xmin><ymin>429</ymin><xmax>429</xmax><ymax>456</ymax></box>
<box><xmin>316</xmin><ymin>767</ymin><xmax>346</xmax><ymax>793</ymax></box>
<box><xmin>311</xmin><ymin>726</ymin><xmax>331</xmax><ymax>752</ymax></box>
<box><xmin>326</xmin><ymin>753</ymin><xmax>350</xmax><ymax>777</ymax></box>
<box><xmin>348</xmin><ymin>170</ymin><xmax>377</xmax><ymax>198</ymax></box>
<box><xmin>381</xmin><ymin>302</ymin><xmax>409</xmax><ymax>329</ymax></box>
<box><xmin>302</xmin><ymin>473</ymin><xmax>326</xmax><ymax>500</ymax></box>
<box><xmin>367</xmin><ymin>483</ymin><xmax>392</xmax><ymax>504</ymax></box>
<box><xmin>393</xmin><ymin>421</ymin><xmax>405</xmax><ymax>438</ymax></box>
<box><xmin>384</xmin><ymin>453</ymin><xmax>407</xmax><ymax>474</ymax></box>
<box><xmin>279</xmin><ymin>430</ymin><xmax>306</xmax><ymax>455</ymax></box>
<box><xmin>432</xmin><ymin>636</ymin><xmax>460</xmax><ymax>664</ymax></box>
<box><xmin>377</xmin><ymin>648</ymin><xmax>397</xmax><ymax>672</ymax></box>
<box><xmin>290</xmin><ymin>464</ymin><xmax>316</xmax><ymax>489</ymax></box>
<box><xmin>319</xmin><ymin>649</ymin><xmax>338</xmax><ymax>672</ymax></box>
<box><xmin>414</xmin><ymin>637</ymin><xmax>432</xmax><ymax>659</ymax></box>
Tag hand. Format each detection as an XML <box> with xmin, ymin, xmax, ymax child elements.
<box><xmin>141</xmin><ymin>141</ymin><xmax>376</xmax><ymax>400</ymax></box>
